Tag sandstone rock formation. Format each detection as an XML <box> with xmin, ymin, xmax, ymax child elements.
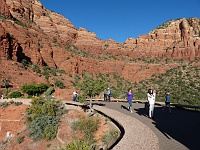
<box><xmin>0</xmin><ymin>0</ymin><xmax>200</xmax><ymax>98</ymax></box>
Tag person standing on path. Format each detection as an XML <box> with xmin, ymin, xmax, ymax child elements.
<box><xmin>107</xmin><ymin>88</ymin><xmax>111</xmax><ymax>102</ymax></box>
<box><xmin>73</xmin><ymin>91</ymin><xmax>78</xmax><ymax>102</ymax></box>
<box><xmin>126</xmin><ymin>88</ymin><xmax>134</xmax><ymax>113</ymax></box>
<box><xmin>104</xmin><ymin>89</ymin><xmax>107</xmax><ymax>101</ymax></box>
<box><xmin>162</xmin><ymin>90</ymin><xmax>172</xmax><ymax>113</ymax></box>
<box><xmin>147</xmin><ymin>89</ymin><xmax>156</xmax><ymax>119</ymax></box>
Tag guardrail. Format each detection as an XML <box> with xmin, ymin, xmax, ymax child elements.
<box><xmin>85</xmin><ymin>98</ymin><xmax>200</xmax><ymax>111</ymax></box>
<box><xmin>1</xmin><ymin>98</ymin><xmax>199</xmax><ymax>111</ymax></box>
<box><xmin>170</xmin><ymin>104</ymin><xmax>200</xmax><ymax>111</ymax></box>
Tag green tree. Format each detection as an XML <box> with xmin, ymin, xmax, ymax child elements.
<box><xmin>21</xmin><ymin>83</ymin><xmax>48</xmax><ymax>96</ymax></box>
<box><xmin>8</xmin><ymin>91</ymin><xmax>23</xmax><ymax>98</ymax></box>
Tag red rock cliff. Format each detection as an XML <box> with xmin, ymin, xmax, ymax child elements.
<box><xmin>0</xmin><ymin>0</ymin><xmax>200</xmax><ymax>97</ymax></box>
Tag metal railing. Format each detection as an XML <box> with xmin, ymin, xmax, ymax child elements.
<box><xmin>85</xmin><ymin>98</ymin><xmax>200</xmax><ymax>111</ymax></box>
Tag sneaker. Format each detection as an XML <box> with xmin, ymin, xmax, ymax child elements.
<box><xmin>130</xmin><ymin>110</ymin><xmax>133</xmax><ymax>113</ymax></box>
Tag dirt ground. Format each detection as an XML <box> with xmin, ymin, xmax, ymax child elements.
<box><xmin>0</xmin><ymin>102</ymin><xmax>116</xmax><ymax>150</ymax></box>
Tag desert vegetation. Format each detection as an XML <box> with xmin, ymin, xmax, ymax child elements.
<box><xmin>134</xmin><ymin>63</ymin><xmax>200</xmax><ymax>106</ymax></box>
<box><xmin>25</xmin><ymin>98</ymin><xmax>66</xmax><ymax>142</ymax></box>
<box><xmin>2</xmin><ymin>59</ymin><xmax>199</xmax><ymax>107</ymax></box>
<box><xmin>70</xmin><ymin>60</ymin><xmax>199</xmax><ymax>106</ymax></box>
<box><xmin>0</xmin><ymin>95</ymin><xmax>119</xmax><ymax>150</ymax></box>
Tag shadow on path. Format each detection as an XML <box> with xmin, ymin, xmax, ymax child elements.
<box><xmin>134</xmin><ymin>106</ymin><xmax>200</xmax><ymax>150</ymax></box>
<box><xmin>92</xmin><ymin>101</ymin><xmax>200</xmax><ymax>149</ymax></box>
<box><xmin>120</xmin><ymin>105</ymin><xmax>130</xmax><ymax>111</ymax></box>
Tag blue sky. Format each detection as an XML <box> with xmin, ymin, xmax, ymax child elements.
<box><xmin>40</xmin><ymin>0</ymin><xmax>200</xmax><ymax>43</ymax></box>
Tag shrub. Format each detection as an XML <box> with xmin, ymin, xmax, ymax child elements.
<box><xmin>62</xmin><ymin>140</ymin><xmax>90</xmax><ymax>150</ymax></box>
<box><xmin>76</xmin><ymin>94</ymin><xmax>86</xmax><ymax>103</ymax></box>
<box><xmin>71</xmin><ymin>115</ymin><xmax>99</xmax><ymax>145</ymax></box>
<box><xmin>9</xmin><ymin>100</ymin><xmax>14</xmax><ymax>104</ymax></box>
<box><xmin>0</xmin><ymin>101</ymin><xmax>9</xmax><ymax>108</ymax></box>
<box><xmin>3</xmin><ymin>88</ymin><xmax>10</xmax><ymax>96</ymax></box>
<box><xmin>27</xmin><ymin>115</ymin><xmax>59</xmax><ymax>141</ymax></box>
<box><xmin>42</xmin><ymin>66</ymin><xmax>56</xmax><ymax>79</ymax></box>
<box><xmin>45</xmin><ymin>87</ymin><xmax>55</xmax><ymax>97</ymax></box>
<box><xmin>0</xmin><ymin>14</ymin><xmax>7</xmax><ymax>20</ymax></box>
<box><xmin>74</xmin><ymin>74</ymin><xmax>81</xmax><ymax>81</ymax></box>
<box><xmin>14</xmin><ymin>101</ymin><xmax>23</xmax><ymax>106</ymax></box>
<box><xmin>26</xmin><ymin>97</ymin><xmax>66</xmax><ymax>121</ymax></box>
<box><xmin>14</xmin><ymin>18</ymin><xmax>27</xmax><ymax>28</ymax></box>
<box><xmin>8</xmin><ymin>91</ymin><xmax>23</xmax><ymax>98</ymax></box>
<box><xmin>102</xmin><ymin>130</ymin><xmax>119</xmax><ymax>145</ymax></box>
<box><xmin>26</xmin><ymin>97</ymin><xmax>67</xmax><ymax>141</ymax></box>
<box><xmin>32</xmin><ymin>64</ymin><xmax>41</xmax><ymax>73</ymax></box>
<box><xmin>2</xmin><ymin>78</ymin><xmax>10</xmax><ymax>89</ymax></box>
<box><xmin>21</xmin><ymin>59</ymin><xmax>29</xmax><ymax>68</ymax></box>
<box><xmin>21</xmin><ymin>83</ymin><xmax>48</xmax><ymax>96</ymax></box>
<box><xmin>54</xmin><ymin>79</ymin><xmax>65</xmax><ymax>89</ymax></box>
<box><xmin>16</xmin><ymin>136</ymin><xmax>25</xmax><ymax>144</ymax></box>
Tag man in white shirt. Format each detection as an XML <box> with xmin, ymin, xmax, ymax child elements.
<box><xmin>73</xmin><ymin>91</ymin><xmax>78</xmax><ymax>101</ymax></box>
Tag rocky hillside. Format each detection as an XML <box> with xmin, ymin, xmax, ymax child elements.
<box><xmin>0</xmin><ymin>0</ymin><xmax>200</xmax><ymax>99</ymax></box>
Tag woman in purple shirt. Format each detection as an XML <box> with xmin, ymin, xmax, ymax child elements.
<box><xmin>126</xmin><ymin>88</ymin><xmax>134</xmax><ymax>113</ymax></box>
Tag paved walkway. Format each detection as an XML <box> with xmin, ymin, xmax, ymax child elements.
<box><xmin>98</xmin><ymin>101</ymin><xmax>200</xmax><ymax>150</ymax></box>
<box><xmin>92</xmin><ymin>102</ymin><xmax>159</xmax><ymax>150</ymax></box>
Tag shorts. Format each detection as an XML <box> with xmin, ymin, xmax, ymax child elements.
<box><xmin>165</xmin><ymin>102</ymin><xmax>170</xmax><ymax>106</ymax></box>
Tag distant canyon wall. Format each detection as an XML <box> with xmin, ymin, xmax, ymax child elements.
<box><xmin>0</xmin><ymin>0</ymin><xmax>200</xmax><ymax>85</ymax></box>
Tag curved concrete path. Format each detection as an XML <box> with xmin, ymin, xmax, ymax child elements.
<box><xmin>93</xmin><ymin>103</ymin><xmax>159</xmax><ymax>150</ymax></box>
<box><xmin>98</xmin><ymin>101</ymin><xmax>200</xmax><ymax>150</ymax></box>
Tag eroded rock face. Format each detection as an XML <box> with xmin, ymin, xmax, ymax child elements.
<box><xmin>0</xmin><ymin>0</ymin><xmax>12</xmax><ymax>18</ymax></box>
<box><xmin>124</xmin><ymin>18</ymin><xmax>200</xmax><ymax>60</ymax></box>
<box><xmin>0</xmin><ymin>0</ymin><xmax>200</xmax><ymax>94</ymax></box>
